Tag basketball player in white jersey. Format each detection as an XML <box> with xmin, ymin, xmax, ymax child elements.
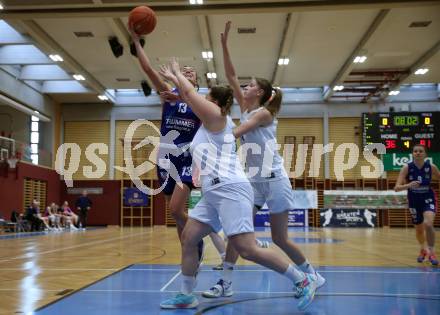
<box><xmin>158</xmin><ymin>58</ymin><xmax>317</xmax><ymax>311</ymax></box>
<box><xmin>202</xmin><ymin>21</ymin><xmax>325</xmax><ymax>300</ymax></box>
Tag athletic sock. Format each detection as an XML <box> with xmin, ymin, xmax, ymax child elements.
<box><xmin>181</xmin><ymin>275</ymin><xmax>196</xmax><ymax>295</ymax></box>
<box><xmin>222</xmin><ymin>261</ymin><xmax>234</xmax><ymax>283</ymax></box>
<box><xmin>298</xmin><ymin>260</ymin><xmax>316</xmax><ymax>274</ymax></box>
<box><xmin>283</xmin><ymin>264</ymin><xmax>305</xmax><ymax>283</ymax></box>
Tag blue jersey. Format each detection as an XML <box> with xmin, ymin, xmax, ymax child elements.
<box><xmin>160</xmin><ymin>89</ymin><xmax>201</xmax><ymax>147</ymax></box>
<box><xmin>157</xmin><ymin>89</ymin><xmax>201</xmax><ymax>195</ymax></box>
<box><xmin>406</xmin><ymin>160</ymin><xmax>436</xmax><ymax>224</ymax></box>
<box><xmin>406</xmin><ymin>160</ymin><xmax>432</xmax><ymax>194</ymax></box>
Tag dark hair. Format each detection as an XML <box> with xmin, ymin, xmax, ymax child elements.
<box><xmin>255</xmin><ymin>77</ymin><xmax>282</xmax><ymax>116</ymax></box>
<box><xmin>209</xmin><ymin>85</ymin><xmax>234</xmax><ymax>116</ymax></box>
<box><xmin>412</xmin><ymin>144</ymin><xmax>427</xmax><ymax>153</ymax></box>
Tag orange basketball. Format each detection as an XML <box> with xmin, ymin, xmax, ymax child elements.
<box><xmin>129</xmin><ymin>6</ymin><xmax>157</xmax><ymax>35</ymax></box>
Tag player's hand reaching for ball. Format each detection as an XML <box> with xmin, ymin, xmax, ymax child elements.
<box><xmin>170</xmin><ymin>57</ymin><xmax>181</xmax><ymax>75</ymax></box>
<box><xmin>159</xmin><ymin>64</ymin><xmax>177</xmax><ymax>84</ymax></box>
<box><xmin>221</xmin><ymin>21</ymin><xmax>231</xmax><ymax>46</ymax></box>
<box><xmin>128</xmin><ymin>24</ymin><xmax>140</xmax><ymax>42</ymax></box>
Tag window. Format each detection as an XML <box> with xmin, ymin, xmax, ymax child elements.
<box><xmin>30</xmin><ymin>115</ymin><xmax>39</xmax><ymax>165</ymax></box>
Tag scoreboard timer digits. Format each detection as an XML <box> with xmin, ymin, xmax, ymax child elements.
<box><xmin>362</xmin><ymin>112</ymin><xmax>439</xmax><ymax>152</ymax></box>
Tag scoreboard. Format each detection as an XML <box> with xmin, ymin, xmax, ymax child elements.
<box><xmin>362</xmin><ymin>112</ymin><xmax>439</xmax><ymax>152</ymax></box>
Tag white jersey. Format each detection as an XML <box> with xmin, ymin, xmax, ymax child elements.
<box><xmin>190</xmin><ymin>116</ymin><xmax>248</xmax><ymax>192</ymax></box>
<box><xmin>240</xmin><ymin>107</ymin><xmax>287</xmax><ymax>182</ymax></box>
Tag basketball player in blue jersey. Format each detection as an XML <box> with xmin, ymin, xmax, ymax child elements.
<box><xmin>202</xmin><ymin>21</ymin><xmax>325</xmax><ymax>300</ymax></box>
<box><xmin>395</xmin><ymin>144</ymin><xmax>439</xmax><ymax>265</ymax></box>
<box><xmin>129</xmin><ymin>27</ymin><xmax>204</xmax><ymax>260</ymax></box>
<box><xmin>158</xmin><ymin>58</ymin><xmax>317</xmax><ymax>311</ymax></box>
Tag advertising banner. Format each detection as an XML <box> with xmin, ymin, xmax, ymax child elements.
<box><xmin>123</xmin><ymin>188</ymin><xmax>149</xmax><ymax>207</ymax></box>
<box><xmin>255</xmin><ymin>208</ymin><xmax>308</xmax><ymax>227</ymax></box>
<box><xmin>320</xmin><ymin>209</ymin><xmax>377</xmax><ymax>228</ymax></box>
<box><xmin>383</xmin><ymin>153</ymin><xmax>440</xmax><ymax>171</ymax></box>
<box><xmin>189</xmin><ymin>190</ymin><xmax>202</xmax><ymax>212</ymax></box>
<box><xmin>324</xmin><ymin>190</ymin><xmax>407</xmax><ymax>209</ymax></box>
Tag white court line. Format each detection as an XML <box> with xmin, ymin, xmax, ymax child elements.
<box><xmin>130</xmin><ymin>268</ymin><xmax>438</xmax><ymax>274</ymax></box>
<box><xmin>0</xmin><ymin>230</ymin><xmax>151</xmax><ymax>264</ymax></box>
<box><xmin>79</xmin><ymin>289</ymin><xmax>440</xmax><ymax>299</ymax></box>
<box><xmin>0</xmin><ymin>267</ymin><xmax>436</xmax><ymax>275</ymax></box>
<box><xmin>160</xmin><ymin>270</ymin><xmax>181</xmax><ymax>292</ymax></box>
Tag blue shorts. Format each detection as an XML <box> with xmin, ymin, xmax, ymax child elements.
<box><xmin>408</xmin><ymin>189</ymin><xmax>437</xmax><ymax>225</ymax></box>
<box><xmin>157</xmin><ymin>155</ymin><xmax>194</xmax><ymax>196</ymax></box>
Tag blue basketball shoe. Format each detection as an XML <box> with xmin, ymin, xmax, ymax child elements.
<box><xmin>160</xmin><ymin>293</ymin><xmax>198</xmax><ymax>309</ymax></box>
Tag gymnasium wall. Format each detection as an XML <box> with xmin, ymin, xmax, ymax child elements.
<box><xmin>60</xmin><ymin>180</ymin><xmax>167</xmax><ymax>226</ymax></box>
<box><xmin>328</xmin><ymin>117</ymin><xmax>383</xmax><ymax>180</ymax></box>
<box><xmin>60</xmin><ymin>180</ymin><xmax>120</xmax><ymax>226</ymax></box>
<box><xmin>0</xmin><ymin>161</ymin><xmax>60</xmax><ymax>220</ymax></box>
<box><xmin>114</xmin><ymin>120</ymin><xmax>162</xmax><ymax>180</ymax></box>
<box><xmin>64</xmin><ymin>121</ymin><xmax>111</xmax><ymax>180</ymax></box>
<box><xmin>278</xmin><ymin>118</ymin><xmax>325</xmax><ymax>179</ymax></box>
<box><xmin>62</xmin><ymin>101</ymin><xmax>440</xmax><ymax>181</ymax></box>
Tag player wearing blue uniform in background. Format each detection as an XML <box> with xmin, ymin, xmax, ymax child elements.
<box><xmin>129</xmin><ymin>26</ymin><xmax>204</xmax><ymax>259</ymax></box>
<box><xmin>395</xmin><ymin>144</ymin><xmax>439</xmax><ymax>265</ymax></box>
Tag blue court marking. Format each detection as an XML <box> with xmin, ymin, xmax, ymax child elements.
<box><xmin>254</xmin><ymin>226</ymin><xmax>320</xmax><ymax>232</ymax></box>
<box><xmin>259</xmin><ymin>237</ymin><xmax>343</xmax><ymax>243</ymax></box>
<box><xmin>34</xmin><ymin>264</ymin><xmax>440</xmax><ymax>315</ymax></box>
<box><xmin>0</xmin><ymin>227</ymin><xmax>102</xmax><ymax>240</ymax></box>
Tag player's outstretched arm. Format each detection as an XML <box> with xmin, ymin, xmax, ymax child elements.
<box><xmin>169</xmin><ymin>58</ymin><xmax>223</xmax><ymax>131</ymax></box>
<box><xmin>221</xmin><ymin>21</ymin><xmax>245</xmax><ymax>112</ymax></box>
<box><xmin>129</xmin><ymin>25</ymin><xmax>170</xmax><ymax>93</ymax></box>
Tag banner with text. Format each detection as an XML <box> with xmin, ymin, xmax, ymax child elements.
<box><xmin>320</xmin><ymin>209</ymin><xmax>377</xmax><ymax>228</ymax></box>
<box><xmin>255</xmin><ymin>208</ymin><xmax>308</xmax><ymax>227</ymax></box>
<box><xmin>383</xmin><ymin>153</ymin><xmax>440</xmax><ymax>171</ymax></box>
<box><xmin>189</xmin><ymin>190</ymin><xmax>202</xmax><ymax>212</ymax></box>
<box><xmin>123</xmin><ymin>188</ymin><xmax>149</xmax><ymax>207</ymax></box>
<box><xmin>324</xmin><ymin>190</ymin><xmax>407</xmax><ymax>209</ymax></box>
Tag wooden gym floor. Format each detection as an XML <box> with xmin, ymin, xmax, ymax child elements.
<box><xmin>0</xmin><ymin>226</ymin><xmax>438</xmax><ymax>314</ymax></box>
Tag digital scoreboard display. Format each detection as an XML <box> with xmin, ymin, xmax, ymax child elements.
<box><xmin>362</xmin><ymin>112</ymin><xmax>439</xmax><ymax>152</ymax></box>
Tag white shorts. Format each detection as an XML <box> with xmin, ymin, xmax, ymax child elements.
<box><xmin>189</xmin><ymin>182</ymin><xmax>254</xmax><ymax>237</ymax></box>
<box><xmin>252</xmin><ymin>176</ymin><xmax>295</xmax><ymax>214</ymax></box>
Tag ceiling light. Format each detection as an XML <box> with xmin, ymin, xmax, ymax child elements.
<box><xmin>207</xmin><ymin>72</ymin><xmax>217</xmax><ymax>79</ymax></box>
<box><xmin>189</xmin><ymin>0</ymin><xmax>203</xmax><ymax>4</ymax></box>
<box><xmin>414</xmin><ymin>68</ymin><xmax>429</xmax><ymax>75</ymax></box>
<box><xmin>98</xmin><ymin>95</ymin><xmax>109</xmax><ymax>101</ymax></box>
<box><xmin>388</xmin><ymin>90</ymin><xmax>400</xmax><ymax>96</ymax></box>
<box><xmin>278</xmin><ymin>58</ymin><xmax>289</xmax><ymax>65</ymax></box>
<box><xmin>354</xmin><ymin>56</ymin><xmax>367</xmax><ymax>63</ymax></box>
<box><xmin>73</xmin><ymin>74</ymin><xmax>85</xmax><ymax>81</ymax></box>
<box><xmin>202</xmin><ymin>51</ymin><xmax>213</xmax><ymax>59</ymax></box>
<box><xmin>0</xmin><ymin>3</ymin><xmax>4</xmax><ymax>10</ymax></box>
<box><xmin>49</xmin><ymin>54</ymin><xmax>63</xmax><ymax>62</ymax></box>
<box><xmin>333</xmin><ymin>85</ymin><xmax>344</xmax><ymax>91</ymax></box>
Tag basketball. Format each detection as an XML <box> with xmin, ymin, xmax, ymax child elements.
<box><xmin>129</xmin><ymin>6</ymin><xmax>157</xmax><ymax>35</ymax></box>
